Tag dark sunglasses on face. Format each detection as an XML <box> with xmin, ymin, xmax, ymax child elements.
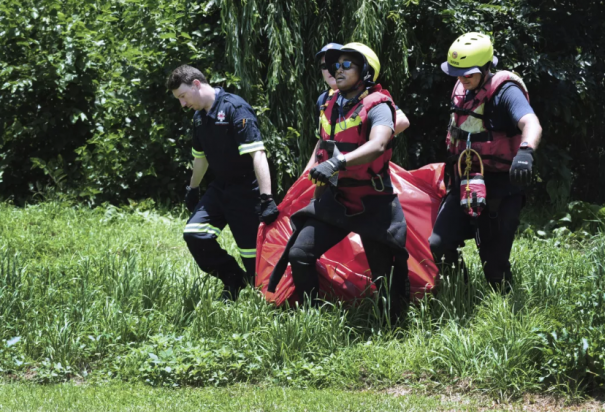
<box><xmin>332</xmin><ymin>61</ymin><xmax>356</xmax><ymax>71</ymax></box>
<box><xmin>462</xmin><ymin>73</ymin><xmax>474</xmax><ymax>79</ymax></box>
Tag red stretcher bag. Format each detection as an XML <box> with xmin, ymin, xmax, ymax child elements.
<box><xmin>256</xmin><ymin>162</ymin><xmax>447</xmax><ymax>307</ymax></box>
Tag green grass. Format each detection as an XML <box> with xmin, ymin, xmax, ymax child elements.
<box><xmin>0</xmin><ymin>200</ymin><xmax>604</xmax><ymax>401</ymax></box>
<box><xmin>0</xmin><ymin>383</ymin><xmax>483</xmax><ymax>412</ymax></box>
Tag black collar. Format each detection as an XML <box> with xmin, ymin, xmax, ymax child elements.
<box><xmin>205</xmin><ymin>87</ymin><xmax>225</xmax><ymax>119</ymax></box>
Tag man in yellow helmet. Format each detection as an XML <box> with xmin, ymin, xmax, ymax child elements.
<box><xmin>268</xmin><ymin>43</ymin><xmax>410</xmax><ymax>322</ymax></box>
<box><xmin>429</xmin><ymin>33</ymin><xmax>542</xmax><ymax>292</ymax></box>
<box><xmin>304</xmin><ymin>43</ymin><xmax>410</xmax><ymax>171</ymax></box>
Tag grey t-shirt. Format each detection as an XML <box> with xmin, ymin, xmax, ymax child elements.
<box><xmin>463</xmin><ymin>81</ymin><xmax>535</xmax><ymax>197</ymax></box>
<box><xmin>335</xmin><ymin>95</ymin><xmax>394</xmax><ymax>132</ymax></box>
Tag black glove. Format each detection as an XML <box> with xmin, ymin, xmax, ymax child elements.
<box><xmin>185</xmin><ymin>186</ymin><xmax>200</xmax><ymax>213</ymax></box>
<box><xmin>309</xmin><ymin>155</ymin><xmax>346</xmax><ymax>186</ymax></box>
<box><xmin>259</xmin><ymin>196</ymin><xmax>279</xmax><ymax>224</ymax></box>
<box><xmin>510</xmin><ymin>147</ymin><xmax>534</xmax><ymax>186</ymax></box>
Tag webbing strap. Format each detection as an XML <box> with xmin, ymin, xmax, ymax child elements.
<box><xmin>320</xmin><ymin>139</ymin><xmax>393</xmax><ymax>156</ymax></box>
<box><xmin>449</xmin><ymin>126</ymin><xmax>491</xmax><ymax>143</ymax></box>
<box><xmin>329</xmin><ymin>100</ymin><xmax>340</xmax><ymax>141</ymax></box>
<box><xmin>349</xmin><ymin>104</ymin><xmax>365</xmax><ymax>120</ymax></box>
<box><xmin>449</xmin><ymin>153</ymin><xmax>513</xmax><ymax>170</ymax></box>
<box><xmin>319</xmin><ymin>140</ymin><xmax>359</xmax><ymax>153</ymax></box>
<box><xmin>480</xmin><ymin>155</ymin><xmax>513</xmax><ymax>165</ymax></box>
<box><xmin>338</xmin><ymin>174</ymin><xmax>392</xmax><ymax>188</ymax></box>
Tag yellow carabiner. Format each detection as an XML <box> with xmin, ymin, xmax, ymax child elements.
<box><xmin>371</xmin><ymin>175</ymin><xmax>385</xmax><ymax>192</ymax></box>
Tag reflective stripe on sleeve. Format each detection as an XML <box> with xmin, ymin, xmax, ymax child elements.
<box><xmin>238</xmin><ymin>141</ymin><xmax>266</xmax><ymax>155</ymax></box>
<box><xmin>192</xmin><ymin>148</ymin><xmax>206</xmax><ymax>159</ymax></box>
<box><xmin>238</xmin><ymin>247</ymin><xmax>257</xmax><ymax>259</ymax></box>
<box><xmin>183</xmin><ymin>223</ymin><xmax>221</xmax><ymax>237</ymax></box>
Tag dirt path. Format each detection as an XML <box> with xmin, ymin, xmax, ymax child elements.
<box><xmin>386</xmin><ymin>386</ymin><xmax>605</xmax><ymax>411</ymax></box>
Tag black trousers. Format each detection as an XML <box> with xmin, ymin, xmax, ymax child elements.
<box><xmin>428</xmin><ymin>191</ymin><xmax>523</xmax><ymax>289</ymax></box>
<box><xmin>288</xmin><ymin>217</ymin><xmax>398</xmax><ymax>302</ymax></box>
<box><xmin>183</xmin><ymin>175</ymin><xmax>260</xmax><ymax>286</ymax></box>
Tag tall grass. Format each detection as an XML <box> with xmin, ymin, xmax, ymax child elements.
<box><xmin>0</xmin><ymin>200</ymin><xmax>604</xmax><ymax>400</ymax></box>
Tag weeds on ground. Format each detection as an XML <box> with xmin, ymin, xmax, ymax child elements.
<box><xmin>0</xmin><ymin>200</ymin><xmax>604</xmax><ymax>402</ymax></box>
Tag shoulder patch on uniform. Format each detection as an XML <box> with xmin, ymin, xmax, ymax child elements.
<box><xmin>217</xmin><ymin>110</ymin><xmax>226</xmax><ymax>122</ymax></box>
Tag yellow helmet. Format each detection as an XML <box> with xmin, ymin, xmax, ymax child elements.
<box><xmin>325</xmin><ymin>42</ymin><xmax>381</xmax><ymax>84</ymax></box>
<box><xmin>441</xmin><ymin>32</ymin><xmax>499</xmax><ymax>77</ymax></box>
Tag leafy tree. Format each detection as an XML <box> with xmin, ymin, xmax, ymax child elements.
<box><xmin>1</xmin><ymin>0</ymin><xmax>603</xmax><ymax>206</ymax></box>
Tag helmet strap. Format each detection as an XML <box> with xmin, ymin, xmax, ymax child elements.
<box><xmin>478</xmin><ymin>62</ymin><xmax>493</xmax><ymax>89</ymax></box>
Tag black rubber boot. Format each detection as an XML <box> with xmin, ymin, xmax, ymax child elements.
<box><xmin>290</xmin><ymin>259</ymin><xmax>320</xmax><ymax>306</ymax></box>
<box><xmin>212</xmin><ymin>260</ymin><xmax>247</xmax><ymax>302</ymax></box>
<box><xmin>380</xmin><ymin>258</ymin><xmax>410</xmax><ymax>326</ymax></box>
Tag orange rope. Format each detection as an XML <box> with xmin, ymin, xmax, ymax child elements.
<box><xmin>458</xmin><ymin>149</ymin><xmax>484</xmax><ymax>211</ymax></box>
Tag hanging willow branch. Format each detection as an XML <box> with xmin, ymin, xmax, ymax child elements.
<box><xmin>218</xmin><ymin>0</ymin><xmax>413</xmax><ymax>177</ymax></box>
<box><xmin>219</xmin><ymin>0</ymin><xmax>263</xmax><ymax>96</ymax></box>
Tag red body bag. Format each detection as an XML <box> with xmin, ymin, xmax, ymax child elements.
<box><xmin>255</xmin><ymin>162</ymin><xmax>446</xmax><ymax>306</ymax></box>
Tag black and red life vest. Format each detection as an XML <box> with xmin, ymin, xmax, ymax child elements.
<box><xmin>317</xmin><ymin>84</ymin><xmax>396</xmax><ymax>214</ymax></box>
<box><xmin>447</xmin><ymin>71</ymin><xmax>530</xmax><ymax>173</ymax></box>
<box><xmin>315</xmin><ymin>89</ymin><xmax>336</xmax><ymax>139</ymax></box>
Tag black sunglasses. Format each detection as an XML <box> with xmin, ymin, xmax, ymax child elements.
<box><xmin>332</xmin><ymin>61</ymin><xmax>356</xmax><ymax>71</ymax></box>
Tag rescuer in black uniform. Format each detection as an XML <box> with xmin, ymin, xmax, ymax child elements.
<box><xmin>167</xmin><ymin>65</ymin><xmax>279</xmax><ymax>300</ymax></box>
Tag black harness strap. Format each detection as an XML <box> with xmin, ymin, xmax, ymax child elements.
<box><xmin>328</xmin><ymin>100</ymin><xmax>340</xmax><ymax>141</ymax></box>
<box><xmin>450</xmin><ymin>92</ymin><xmax>489</xmax><ymax>120</ymax></box>
<box><xmin>320</xmin><ymin>139</ymin><xmax>393</xmax><ymax>157</ymax></box>
<box><xmin>449</xmin><ymin>126</ymin><xmax>491</xmax><ymax>142</ymax></box>
<box><xmin>319</xmin><ymin>140</ymin><xmax>359</xmax><ymax>154</ymax></box>
<box><xmin>450</xmin><ymin>107</ymin><xmax>486</xmax><ymax>120</ymax></box>
<box><xmin>338</xmin><ymin>174</ymin><xmax>392</xmax><ymax>188</ymax></box>
<box><xmin>479</xmin><ymin>155</ymin><xmax>513</xmax><ymax>165</ymax></box>
<box><xmin>349</xmin><ymin>104</ymin><xmax>365</xmax><ymax>120</ymax></box>
<box><xmin>319</xmin><ymin>90</ymin><xmax>333</xmax><ymax>113</ymax></box>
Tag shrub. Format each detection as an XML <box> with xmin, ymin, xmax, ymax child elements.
<box><xmin>1</xmin><ymin>0</ymin><xmax>603</xmax><ymax>205</ymax></box>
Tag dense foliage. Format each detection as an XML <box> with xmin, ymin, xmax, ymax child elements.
<box><xmin>1</xmin><ymin>0</ymin><xmax>603</xmax><ymax>205</ymax></box>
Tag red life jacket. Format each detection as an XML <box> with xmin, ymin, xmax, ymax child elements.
<box><xmin>317</xmin><ymin>84</ymin><xmax>396</xmax><ymax>215</ymax></box>
<box><xmin>319</xmin><ymin>89</ymin><xmax>336</xmax><ymax>116</ymax></box>
<box><xmin>315</xmin><ymin>89</ymin><xmax>336</xmax><ymax>139</ymax></box>
<box><xmin>447</xmin><ymin>71</ymin><xmax>530</xmax><ymax>173</ymax></box>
